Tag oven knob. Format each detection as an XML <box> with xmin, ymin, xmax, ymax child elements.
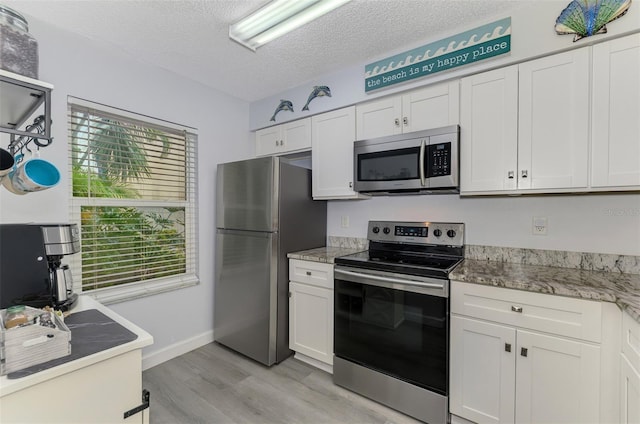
<box><xmin>433</xmin><ymin>229</ymin><xmax>442</xmax><ymax>237</ymax></box>
<box><xmin>447</xmin><ymin>230</ymin><xmax>457</xmax><ymax>238</ymax></box>
<box><xmin>372</xmin><ymin>226</ymin><xmax>380</xmax><ymax>234</ymax></box>
<box><xmin>383</xmin><ymin>227</ymin><xmax>390</xmax><ymax>234</ymax></box>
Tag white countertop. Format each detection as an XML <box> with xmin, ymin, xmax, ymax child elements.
<box><xmin>0</xmin><ymin>296</ymin><xmax>153</xmax><ymax>398</ymax></box>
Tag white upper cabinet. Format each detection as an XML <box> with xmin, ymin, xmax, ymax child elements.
<box><xmin>356</xmin><ymin>80</ymin><xmax>459</xmax><ymax>140</ymax></box>
<box><xmin>591</xmin><ymin>33</ymin><xmax>640</xmax><ymax>189</ymax></box>
<box><xmin>460</xmin><ymin>65</ymin><xmax>518</xmax><ymax>192</ymax></box>
<box><xmin>518</xmin><ymin>48</ymin><xmax>589</xmax><ymax>190</ymax></box>
<box><xmin>356</xmin><ymin>95</ymin><xmax>402</xmax><ymax>139</ymax></box>
<box><xmin>460</xmin><ymin>48</ymin><xmax>590</xmax><ymax>194</ymax></box>
<box><xmin>255</xmin><ymin>118</ymin><xmax>311</xmax><ymax>157</ymax></box>
<box><xmin>312</xmin><ymin>106</ymin><xmax>368</xmax><ymax>200</ymax></box>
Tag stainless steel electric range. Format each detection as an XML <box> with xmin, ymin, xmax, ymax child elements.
<box><xmin>333</xmin><ymin>220</ymin><xmax>465</xmax><ymax>424</ymax></box>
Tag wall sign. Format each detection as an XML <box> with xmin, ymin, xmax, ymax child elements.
<box><xmin>365</xmin><ymin>17</ymin><xmax>512</xmax><ymax>92</ymax></box>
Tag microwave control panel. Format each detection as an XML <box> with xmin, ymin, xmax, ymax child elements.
<box><xmin>426</xmin><ymin>142</ymin><xmax>451</xmax><ymax>177</ymax></box>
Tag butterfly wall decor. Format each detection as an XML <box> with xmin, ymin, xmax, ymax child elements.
<box><xmin>555</xmin><ymin>0</ymin><xmax>632</xmax><ymax>42</ymax></box>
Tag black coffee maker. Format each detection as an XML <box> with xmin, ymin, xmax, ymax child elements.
<box><xmin>0</xmin><ymin>223</ymin><xmax>80</xmax><ymax>310</ymax></box>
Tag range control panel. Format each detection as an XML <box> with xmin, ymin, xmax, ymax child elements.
<box><xmin>368</xmin><ymin>220</ymin><xmax>464</xmax><ymax>247</ymax></box>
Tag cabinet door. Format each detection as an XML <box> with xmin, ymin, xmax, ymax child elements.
<box><xmin>621</xmin><ymin>353</ymin><xmax>640</xmax><ymax>424</ymax></box>
<box><xmin>289</xmin><ymin>281</ymin><xmax>333</xmax><ymax>365</ymax></box>
<box><xmin>460</xmin><ymin>66</ymin><xmax>518</xmax><ymax>192</ymax></box>
<box><xmin>255</xmin><ymin>125</ymin><xmax>282</xmax><ymax>157</ymax></box>
<box><xmin>356</xmin><ymin>95</ymin><xmax>402</xmax><ymax>139</ymax></box>
<box><xmin>515</xmin><ymin>330</ymin><xmax>600</xmax><ymax>424</ymax></box>
<box><xmin>450</xmin><ymin>315</ymin><xmax>516</xmax><ymax>424</ymax></box>
<box><xmin>312</xmin><ymin>106</ymin><xmax>366</xmax><ymax>199</ymax></box>
<box><xmin>0</xmin><ymin>350</ymin><xmax>145</xmax><ymax>423</ymax></box>
<box><xmin>282</xmin><ymin>118</ymin><xmax>311</xmax><ymax>153</ymax></box>
<box><xmin>518</xmin><ymin>48</ymin><xmax>590</xmax><ymax>190</ymax></box>
<box><xmin>592</xmin><ymin>34</ymin><xmax>640</xmax><ymax>188</ymax></box>
<box><xmin>402</xmin><ymin>80</ymin><xmax>459</xmax><ymax>133</ymax></box>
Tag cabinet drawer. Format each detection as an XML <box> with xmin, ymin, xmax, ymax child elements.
<box><xmin>451</xmin><ymin>281</ymin><xmax>602</xmax><ymax>343</ymax></box>
<box><xmin>622</xmin><ymin>311</ymin><xmax>640</xmax><ymax>372</ymax></box>
<box><xmin>289</xmin><ymin>259</ymin><xmax>333</xmax><ymax>289</ymax></box>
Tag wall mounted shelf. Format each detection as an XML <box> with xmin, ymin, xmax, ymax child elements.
<box><xmin>0</xmin><ymin>69</ymin><xmax>53</xmax><ymax>154</ymax></box>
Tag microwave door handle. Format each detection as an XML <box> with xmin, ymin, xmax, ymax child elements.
<box><xmin>420</xmin><ymin>139</ymin><xmax>426</xmax><ymax>186</ymax></box>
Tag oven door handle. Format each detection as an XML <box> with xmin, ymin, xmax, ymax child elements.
<box><xmin>335</xmin><ymin>268</ymin><xmax>447</xmax><ymax>296</ymax></box>
<box><xmin>419</xmin><ymin>138</ymin><xmax>426</xmax><ymax>187</ymax></box>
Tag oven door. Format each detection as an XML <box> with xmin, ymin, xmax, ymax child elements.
<box><xmin>334</xmin><ymin>266</ymin><xmax>449</xmax><ymax>395</ymax></box>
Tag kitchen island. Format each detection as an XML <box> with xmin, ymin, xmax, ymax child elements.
<box><xmin>0</xmin><ymin>295</ymin><xmax>153</xmax><ymax>423</ymax></box>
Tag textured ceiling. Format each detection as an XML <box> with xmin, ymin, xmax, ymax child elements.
<box><xmin>4</xmin><ymin>0</ymin><xmax>530</xmax><ymax>102</ymax></box>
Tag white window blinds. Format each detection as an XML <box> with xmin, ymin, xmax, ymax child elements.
<box><xmin>68</xmin><ymin>97</ymin><xmax>198</xmax><ymax>300</ymax></box>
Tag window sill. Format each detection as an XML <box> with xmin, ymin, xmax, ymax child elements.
<box><xmin>81</xmin><ymin>274</ymin><xmax>199</xmax><ymax>306</ymax></box>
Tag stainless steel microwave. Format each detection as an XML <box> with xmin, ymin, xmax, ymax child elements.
<box><xmin>353</xmin><ymin>125</ymin><xmax>460</xmax><ymax>195</ymax></box>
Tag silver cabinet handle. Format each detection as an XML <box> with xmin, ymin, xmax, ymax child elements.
<box><xmin>505</xmin><ymin>343</ymin><xmax>512</xmax><ymax>353</ymax></box>
<box><xmin>508</xmin><ymin>171</ymin><xmax>515</xmax><ymax>179</ymax></box>
<box><xmin>521</xmin><ymin>170</ymin><xmax>528</xmax><ymax>178</ymax></box>
<box><xmin>511</xmin><ymin>305</ymin><xmax>523</xmax><ymax>313</ymax></box>
<box><xmin>394</xmin><ymin>118</ymin><xmax>400</xmax><ymax>126</ymax></box>
<box><xmin>403</xmin><ymin>117</ymin><xmax>408</xmax><ymax>126</ymax></box>
<box><xmin>419</xmin><ymin>139</ymin><xmax>426</xmax><ymax>187</ymax></box>
<box><xmin>521</xmin><ymin>347</ymin><xmax>528</xmax><ymax>357</ymax></box>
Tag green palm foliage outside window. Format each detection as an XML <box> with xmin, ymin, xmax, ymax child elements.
<box><xmin>69</xmin><ymin>99</ymin><xmax>197</xmax><ymax>293</ymax></box>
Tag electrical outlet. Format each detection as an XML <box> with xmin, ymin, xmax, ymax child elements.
<box><xmin>532</xmin><ymin>217</ymin><xmax>547</xmax><ymax>236</ymax></box>
<box><xmin>341</xmin><ymin>215</ymin><xmax>349</xmax><ymax>228</ymax></box>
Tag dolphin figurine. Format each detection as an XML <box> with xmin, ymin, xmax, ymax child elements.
<box><xmin>302</xmin><ymin>86</ymin><xmax>331</xmax><ymax>111</ymax></box>
<box><xmin>270</xmin><ymin>100</ymin><xmax>294</xmax><ymax>122</ymax></box>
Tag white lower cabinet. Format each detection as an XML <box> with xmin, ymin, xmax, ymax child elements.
<box><xmin>621</xmin><ymin>311</ymin><xmax>640</xmax><ymax>424</ymax></box>
<box><xmin>450</xmin><ymin>316</ymin><xmax>516</xmax><ymax>424</ymax></box>
<box><xmin>0</xmin><ymin>350</ymin><xmax>148</xmax><ymax>423</ymax></box>
<box><xmin>621</xmin><ymin>354</ymin><xmax>640</xmax><ymax>424</ymax></box>
<box><xmin>288</xmin><ymin>259</ymin><xmax>334</xmax><ymax>371</ymax></box>
<box><xmin>514</xmin><ymin>330</ymin><xmax>600</xmax><ymax>424</ymax></box>
<box><xmin>450</xmin><ymin>281</ymin><xmax>611</xmax><ymax>424</ymax></box>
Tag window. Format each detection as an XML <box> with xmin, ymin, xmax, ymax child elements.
<box><xmin>68</xmin><ymin>97</ymin><xmax>198</xmax><ymax>304</ymax></box>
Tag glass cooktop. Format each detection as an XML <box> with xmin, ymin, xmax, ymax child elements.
<box><xmin>334</xmin><ymin>250</ymin><xmax>463</xmax><ymax>279</ymax></box>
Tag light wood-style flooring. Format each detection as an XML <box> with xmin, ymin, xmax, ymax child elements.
<box><xmin>143</xmin><ymin>342</ymin><xmax>422</xmax><ymax>424</ymax></box>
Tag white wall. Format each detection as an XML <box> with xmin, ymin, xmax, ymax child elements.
<box><xmin>0</xmin><ymin>16</ymin><xmax>254</xmax><ymax>361</ymax></box>
<box><xmin>328</xmin><ymin>194</ymin><xmax>640</xmax><ymax>256</ymax></box>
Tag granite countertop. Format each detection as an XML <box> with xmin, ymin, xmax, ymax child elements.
<box><xmin>288</xmin><ymin>246</ymin><xmax>366</xmax><ymax>264</ymax></box>
<box><xmin>451</xmin><ymin>259</ymin><xmax>640</xmax><ymax>323</ymax></box>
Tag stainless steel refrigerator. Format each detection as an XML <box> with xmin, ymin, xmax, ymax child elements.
<box><xmin>214</xmin><ymin>156</ymin><xmax>327</xmax><ymax>366</ymax></box>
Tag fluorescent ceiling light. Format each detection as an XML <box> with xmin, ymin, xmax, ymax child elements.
<box><xmin>230</xmin><ymin>0</ymin><xmax>352</xmax><ymax>51</ymax></box>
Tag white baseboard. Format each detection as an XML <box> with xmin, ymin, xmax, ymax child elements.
<box><xmin>293</xmin><ymin>352</ymin><xmax>333</xmax><ymax>374</ymax></box>
<box><xmin>450</xmin><ymin>414</ymin><xmax>476</xmax><ymax>424</ymax></box>
<box><xmin>142</xmin><ymin>330</ymin><xmax>214</xmax><ymax>370</ymax></box>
